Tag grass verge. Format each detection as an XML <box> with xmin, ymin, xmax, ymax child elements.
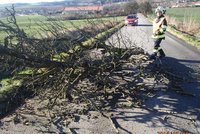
<box><xmin>167</xmin><ymin>25</ymin><xmax>200</xmax><ymax>50</ymax></box>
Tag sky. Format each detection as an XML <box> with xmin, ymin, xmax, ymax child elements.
<box><xmin>0</xmin><ymin>0</ymin><xmax>66</xmax><ymax>5</ymax></box>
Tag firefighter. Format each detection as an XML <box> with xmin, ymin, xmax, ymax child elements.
<box><xmin>150</xmin><ymin>6</ymin><xmax>167</xmax><ymax>59</ymax></box>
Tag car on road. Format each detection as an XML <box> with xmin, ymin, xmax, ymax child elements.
<box><xmin>124</xmin><ymin>14</ymin><xmax>138</xmax><ymax>26</ymax></box>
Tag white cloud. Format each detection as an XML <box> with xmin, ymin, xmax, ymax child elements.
<box><xmin>0</xmin><ymin>0</ymin><xmax>65</xmax><ymax>5</ymax></box>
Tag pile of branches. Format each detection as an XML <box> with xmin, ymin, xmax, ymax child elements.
<box><xmin>0</xmin><ymin>6</ymin><xmax>150</xmax><ymax>118</ymax></box>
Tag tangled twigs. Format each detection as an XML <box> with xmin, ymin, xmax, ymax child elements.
<box><xmin>0</xmin><ymin>6</ymin><xmax>156</xmax><ymax>125</ymax></box>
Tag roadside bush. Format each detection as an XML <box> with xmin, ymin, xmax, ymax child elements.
<box><xmin>103</xmin><ymin>1</ymin><xmax>151</xmax><ymax>16</ymax></box>
<box><xmin>124</xmin><ymin>1</ymin><xmax>139</xmax><ymax>15</ymax></box>
<box><xmin>103</xmin><ymin>4</ymin><xmax>126</xmax><ymax>16</ymax></box>
<box><xmin>139</xmin><ymin>1</ymin><xmax>153</xmax><ymax>16</ymax></box>
<box><xmin>48</xmin><ymin>13</ymin><xmax>103</xmax><ymax>21</ymax></box>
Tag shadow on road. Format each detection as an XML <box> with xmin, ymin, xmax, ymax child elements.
<box><xmin>146</xmin><ymin>56</ymin><xmax>200</xmax><ymax>112</ymax></box>
<box><xmin>112</xmin><ymin>56</ymin><xmax>200</xmax><ymax>133</ymax></box>
<box><xmin>137</xmin><ymin>24</ymin><xmax>153</xmax><ymax>27</ymax></box>
<box><xmin>175</xmin><ymin>59</ymin><xmax>200</xmax><ymax>64</ymax></box>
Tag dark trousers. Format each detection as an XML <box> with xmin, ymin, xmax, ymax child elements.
<box><xmin>153</xmin><ymin>38</ymin><xmax>165</xmax><ymax>57</ymax></box>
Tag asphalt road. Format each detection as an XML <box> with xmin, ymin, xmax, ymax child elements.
<box><xmin>108</xmin><ymin>13</ymin><xmax>200</xmax><ymax>67</ymax></box>
<box><xmin>1</xmin><ymin>14</ymin><xmax>200</xmax><ymax>134</ymax></box>
<box><xmin>69</xmin><ymin>14</ymin><xmax>200</xmax><ymax>134</ymax></box>
<box><xmin>107</xmin><ymin>13</ymin><xmax>200</xmax><ymax>81</ymax></box>
<box><xmin>105</xmin><ymin>13</ymin><xmax>200</xmax><ymax>134</ymax></box>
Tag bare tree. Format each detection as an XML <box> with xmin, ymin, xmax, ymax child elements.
<box><xmin>0</xmin><ymin>5</ymin><xmax>138</xmax><ymax>116</ymax></box>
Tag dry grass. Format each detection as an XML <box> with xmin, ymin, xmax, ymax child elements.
<box><xmin>165</xmin><ymin>15</ymin><xmax>200</xmax><ymax>38</ymax></box>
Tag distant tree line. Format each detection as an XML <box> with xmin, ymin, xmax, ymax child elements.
<box><xmin>103</xmin><ymin>1</ymin><xmax>152</xmax><ymax>16</ymax></box>
<box><xmin>45</xmin><ymin>1</ymin><xmax>152</xmax><ymax>21</ymax></box>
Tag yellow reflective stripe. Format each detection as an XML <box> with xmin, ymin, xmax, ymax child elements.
<box><xmin>153</xmin><ymin>49</ymin><xmax>157</xmax><ymax>53</ymax></box>
<box><xmin>154</xmin><ymin>47</ymin><xmax>162</xmax><ymax>52</ymax></box>
<box><xmin>161</xmin><ymin>25</ymin><xmax>167</xmax><ymax>29</ymax></box>
<box><xmin>152</xmin><ymin>35</ymin><xmax>157</xmax><ymax>38</ymax></box>
<box><xmin>152</xmin><ymin>34</ymin><xmax>165</xmax><ymax>39</ymax></box>
<box><xmin>157</xmin><ymin>34</ymin><xmax>165</xmax><ymax>38</ymax></box>
<box><xmin>161</xmin><ymin>25</ymin><xmax>167</xmax><ymax>32</ymax></box>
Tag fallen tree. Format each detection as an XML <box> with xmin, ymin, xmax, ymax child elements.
<box><xmin>0</xmin><ymin>6</ymin><xmax>175</xmax><ymax>133</ymax></box>
<box><xmin>0</xmin><ymin>6</ymin><xmax>164</xmax><ymax>125</ymax></box>
<box><xmin>0</xmin><ymin>6</ymin><xmax>131</xmax><ymax>116</ymax></box>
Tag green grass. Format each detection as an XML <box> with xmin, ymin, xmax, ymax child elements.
<box><xmin>166</xmin><ymin>7</ymin><xmax>200</xmax><ymax>22</ymax></box>
<box><xmin>0</xmin><ymin>15</ymin><xmax>86</xmax><ymax>39</ymax></box>
<box><xmin>167</xmin><ymin>26</ymin><xmax>200</xmax><ymax>50</ymax></box>
<box><xmin>166</xmin><ymin>7</ymin><xmax>200</xmax><ymax>49</ymax></box>
<box><xmin>0</xmin><ymin>15</ymin><xmax>123</xmax><ymax>41</ymax></box>
<box><xmin>0</xmin><ymin>18</ymin><xmax>123</xmax><ymax>100</ymax></box>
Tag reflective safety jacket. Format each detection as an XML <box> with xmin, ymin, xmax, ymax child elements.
<box><xmin>152</xmin><ymin>15</ymin><xmax>167</xmax><ymax>39</ymax></box>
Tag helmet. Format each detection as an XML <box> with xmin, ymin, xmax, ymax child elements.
<box><xmin>155</xmin><ymin>6</ymin><xmax>166</xmax><ymax>14</ymax></box>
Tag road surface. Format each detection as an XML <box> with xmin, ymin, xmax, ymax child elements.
<box><xmin>71</xmin><ymin>14</ymin><xmax>200</xmax><ymax>134</ymax></box>
<box><xmin>108</xmin><ymin>13</ymin><xmax>200</xmax><ymax>134</ymax></box>
<box><xmin>1</xmin><ymin>14</ymin><xmax>200</xmax><ymax>134</ymax></box>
